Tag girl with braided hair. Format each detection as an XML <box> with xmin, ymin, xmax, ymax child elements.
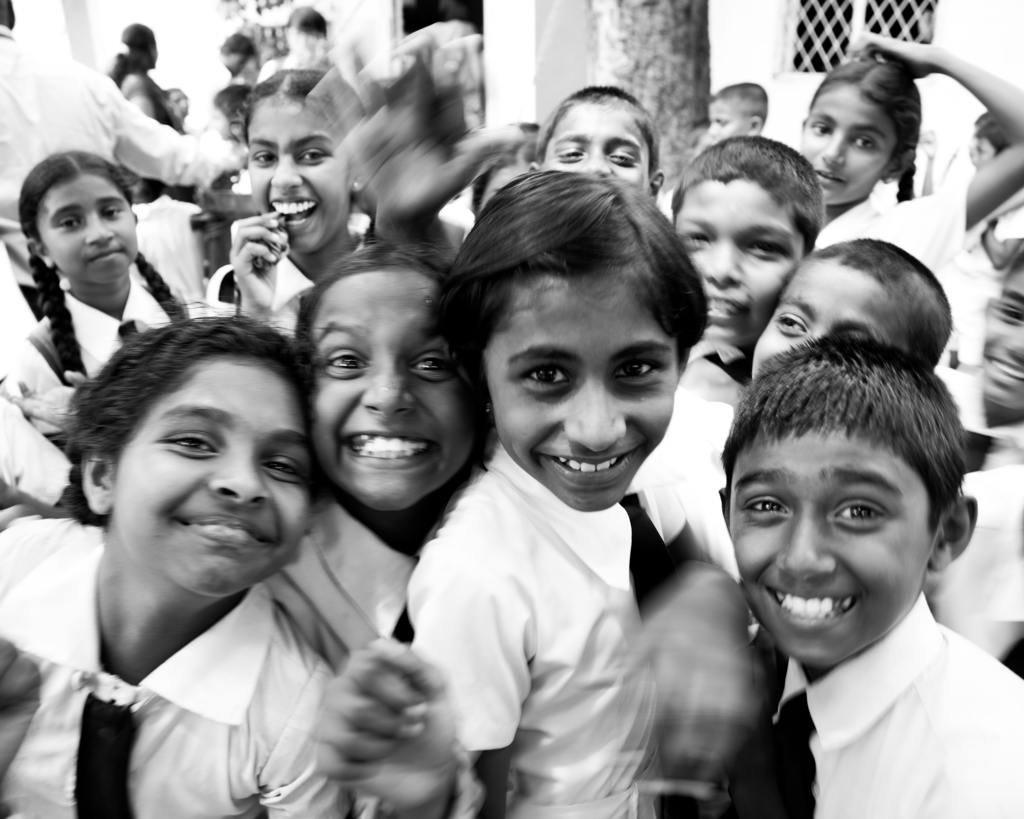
<box><xmin>6</xmin><ymin>152</ymin><xmax>186</xmax><ymax>421</ymax></box>
<box><xmin>803</xmin><ymin>34</ymin><xmax>1024</xmax><ymax>275</ymax></box>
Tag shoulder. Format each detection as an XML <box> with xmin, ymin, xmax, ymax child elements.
<box><xmin>0</xmin><ymin>518</ymin><xmax>100</xmax><ymax>600</ymax></box>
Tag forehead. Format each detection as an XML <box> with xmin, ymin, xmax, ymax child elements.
<box><xmin>709</xmin><ymin>99</ymin><xmax>742</xmax><ymax>118</ymax></box>
<box><xmin>551</xmin><ymin>102</ymin><xmax>646</xmax><ymax>147</ymax></box>
<box><xmin>784</xmin><ymin>260</ymin><xmax>907</xmax><ymax>338</ymax></box>
<box><xmin>314</xmin><ymin>268</ymin><xmax>439</xmax><ymax>336</ymax></box>
<box><xmin>41</xmin><ymin>174</ymin><xmax>126</xmax><ymax>214</ymax></box>
<box><xmin>678</xmin><ymin>179</ymin><xmax>802</xmax><ymax>240</ymax></box>
<box><xmin>248</xmin><ymin>98</ymin><xmax>332</xmax><ymax>146</ymax></box>
<box><xmin>809</xmin><ymin>84</ymin><xmax>897</xmax><ymax>139</ymax></box>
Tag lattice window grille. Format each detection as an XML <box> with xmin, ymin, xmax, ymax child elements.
<box><xmin>785</xmin><ymin>0</ymin><xmax>939</xmax><ymax>74</ymax></box>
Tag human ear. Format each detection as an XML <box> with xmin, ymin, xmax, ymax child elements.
<box><xmin>649</xmin><ymin>169</ymin><xmax>665</xmax><ymax>197</ymax></box>
<box><xmin>748</xmin><ymin>116</ymin><xmax>765</xmax><ymax>134</ymax></box>
<box><xmin>82</xmin><ymin>457</ymin><xmax>117</xmax><ymax>517</ymax></box>
<box><xmin>926</xmin><ymin>494</ymin><xmax>978</xmax><ymax>579</ymax></box>
<box><xmin>719</xmin><ymin>486</ymin><xmax>731</xmax><ymax>530</ymax></box>
<box><xmin>26</xmin><ymin>238</ymin><xmax>53</xmax><ymax>268</ymax></box>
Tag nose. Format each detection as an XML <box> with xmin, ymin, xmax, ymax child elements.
<box><xmin>563</xmin><ymin>380</ymin><xmax>627</xmax><ymax>453</ymax></box>
<box><xmin>208</xmin><ymin>451</ymin><xmax>267</xmax><ymax>505</ymax></box>
<box><xmin>820</xmin><ymin>134</ymin><xmax>845</xmax><ymax>167</ymax></box>
<box><xmin>271</xmin><ymin>155</ymin><xmax>303</xmax><ymax>193</ymax></box>
<box><xmin>85</xmin><ymin>214</ymin><xmax>115</xmax><ymax>245</ymax></box>
<box><xmin>582</xmin><ymin>153</ymin><xmax>613</xmax><ymax>177</ymax></box>
<box><xmin>701</xmin><ymin>240</ymin><xmax>742</xmax><ymax>290</ymax></box>
<box><xmin>778</xmin><ymin>515</ymin><xmax>837</xmax><ymax>579</ymax></box>
<box><xmin>363</xmin><ymin>365</ymin><xmax>414</xmax><ymax>418</ymax></box>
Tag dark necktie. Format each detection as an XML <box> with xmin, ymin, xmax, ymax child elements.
<box><xmin>774</xmin><ymin>691</ymin><xmax>817</xmax><ymax>819</ymax></box>
<box><xmin>620</xmin><ymin>493</ymin><xmax>679</xmax><ymax>607</ymax></box>
<box><xmin>75</xmin><ymin>692</ymin><xmax>136</xmax><ymax>819</ymax></box>
<box><xmin>117</xmin><ymin>320</ymin><xmax>141</xmax><ymax>340</ymax></box>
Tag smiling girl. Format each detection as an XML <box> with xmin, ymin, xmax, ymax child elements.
<box><xmin>406</xmin><ymin>171</ymin><xmax>707</xmax><ymax>818</ymax></box>
<box><xmin>804</xmin><ymin>34</ymin><xmax>1024</xmax><ymax>273</ymax></box>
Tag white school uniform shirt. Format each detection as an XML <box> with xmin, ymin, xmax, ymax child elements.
<box><xmin>206</xmin><ymin>254</ymin><xmax>314</xmax><ymax>334</ymax></box>
<box><xmin>932</xmin><ymin>467</ymin><xmax>1024</xmax><ymax>661</ymax></box>
<box><xmin>938</xmin><ymin>366</ymin><xmax>1024</xmax><ymax>469</ymax></box>
<box><xmin>0</xmin><ymin>398</ymin><xmax>69</xmax><ymax>505</ymax></box>
<box><xmin>779</xmin><ymin>594</ymin><xmax>1024</xmax><ymax>818</ymax></box>
<box><xmin>0</xmin><ymin>518</ymin><xmax>344</xmax><ymax>819</ymax></box>
<box><xmin>4</xmin><ymin>277</ymin><xmax>173</xmax><ymax>397</ymax></box>
<box><xmin>409</xmin><ymin>444</ymin><xmax>656</xmax><ymax>819</ymax></box>
<box><xmin>815</xmin><ymin>181</ymin><xmax>968</xmax><ymax>273</ymax></box>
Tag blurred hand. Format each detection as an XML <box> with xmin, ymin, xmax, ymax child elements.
<box><xmin>0</xmin><ymin>638</ymin><xmax>41</xmax><ymax>782</ymax></box>
<box><xmin>318</xmin><ymin>640</ymin><xmax>458</xmax><ymax>818</ymax></box>
<box><xmin>848</xmin><ymin>33</ymin><xmax>948</xmax><ymax>78</ymax></box>
<box><xmin>10</xmin><ymin>373</ymin><xmax>85</xmax><ymax>436</ymax></box>
<box><xmin>631</xmin><ymin>565</ymin><xmax>759</xmax><ymax>783</ymax></box>
<box><xmin>229</xmin><ymin>214</ymin><xmax>289</xmax><ymax>318</ymax></box>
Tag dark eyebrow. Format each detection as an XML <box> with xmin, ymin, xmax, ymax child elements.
<box><xmin>733</xmin><ymin>467</ymin><xmax>792</xmax><ymax>491</ymax></box>
<box><xmin>852</xmin><ymin>124</ymin><xmax>888</xmax><ymax>140</ymax></box>
<box><xmin>248</xmin><ymin>138</ymin><xmax>277</xmax><ymax>149</ymax></box>
<box><xmin>615</xmin><ymin>340</ymin><xmax>676</xmax><ymax>359</ymax></box>
<box><xmin>824</xmin><ymin>466</ymin><xmax>903</xmax><ymax>496</ymax></box>
<box><xmin>49</xmin><ymin>204</ymin><xmax>84</xmax><ymax>220</ymax></box>
<box><xmin>777</xmin><ymin>295</ymin><xmax>817</xmax><ymax>317</ymax></box>
<box><xmin>508</xmin><ymin>345</ymin><xmax>580</xmax><ymax>366</ymax></box>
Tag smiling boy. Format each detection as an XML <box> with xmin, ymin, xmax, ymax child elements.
<box><xmin>723</xmin><ymin>336</ymin><xmax>1024</xmax><ymax>818</ymax></box>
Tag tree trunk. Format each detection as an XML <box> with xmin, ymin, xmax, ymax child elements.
<box><xmin>588</xmin><ymin>0</ymin><xmax>710</xmax><ymax>184</ymax></box>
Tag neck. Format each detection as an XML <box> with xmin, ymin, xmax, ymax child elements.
<box><xmin>335</xmin><ymin>465</ymin><xmax>472</xmax><ymax>556</ymax></box>
<box><xmin>96</xmin><ymin>547</ymin><xmax>244</xmax><ymax>685</ymax></box>
<box><xmin>289</xmin><ymin>230</ymin><xmax>356</xmax><ymax>283</ymax></box>
<box><xmin>70</xmin><ymin>275</ymin><xmax>131</xmax><ymax>320</ymax></box>
<box><xmin>823</xmin><ymin>196</ymin><xmax>869</xmax><ymax>226</ymax></box>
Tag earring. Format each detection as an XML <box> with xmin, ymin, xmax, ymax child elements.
<box><xmin>485</xmin><ymin>402</ymin><xmax>492</xmax><ymax>416</ymax></box>
<box><xmin>59</xmin><ymin>277</ymin><xmax>72</xmax><ymax>292</ymax></box>
<box><xmin>351</xmin><ymin>180</ymin><xmax>362</xmax><ymax>194</ymax></box>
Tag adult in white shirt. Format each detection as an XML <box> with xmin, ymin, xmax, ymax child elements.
<box><xmin>0</xmin><ymin>0</ymin><xmax>237</xmax><ymax>288</ymax></box>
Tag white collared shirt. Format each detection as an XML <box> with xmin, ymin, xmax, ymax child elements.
<box><xmin>409</xmin><ymin>444</ymin><xmax>655</xmax><ymax>815</ymax></box>
<box><xmin>206</xmin><ymin>255</ymin><xmax>314</xmax><ymax>335</ymax></box>
<box><xmin>938</xmin><ymin>366</ymin><xmax>1024</xmax><ymax>469</ymax></box>
<box><xmin>779</xmin><ymin>595</ymin><xmax>1024</xmax><ymax>818</ymax></box>
<box><xmin>815</xmin><ymin>181</ymin><xmax>968</xmax><ymax>273</ymax></box>
<box><xmin>5</xmin><ymin>278</ymin><xmax>173</xmax><ymax>396</ymax></box>
<box><xmin>0</xmin><ymin>518</ymin><xmax>344</xmax><ymax>819</ymax></box>
<box><xmin>0</xmin><ymin>27</ymin><xmax>232</xmax><ymax>285</ymax></box>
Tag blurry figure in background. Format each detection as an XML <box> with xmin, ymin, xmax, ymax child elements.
<box><xmin>258</xmin><ymin>8</ymin><xmax>332</xmax><ymax>83</ymax></box>
<box><xmin>209</xmin><ymin>84</ymin><xmax>251</xmax><ymax>148</ymax></box>
<box><xmin>939</xmin><ymin>112</ymin><xmax>1024</xmax><ymax>369</ymax></box>
<box><xmin>657</xmin><ymin>120</ymin><xmax>712</xmax><ymax>218</ymax></box>
<box><xmin>220</xmin><ymin>32</ymin><xmax>260</xmax><ymax>87</ymax></box>
<box><xmin>110</xmin><ymin>24</ymin><xmax>183</xmax><ymax>133</ymax></box>
<box><xmin>166</xmin><ymin>88</ymin><xmax>189</xmax><ymax>127</ymax></box>
<box><xmin>471</xmin><ymin>122</ymin><xmax>538</xmax><ymax>216</ymax></box>
<box><xmin>706</xmin><ymin>83</ymin><xmax>767</xmax><ymax>145</ymax></box>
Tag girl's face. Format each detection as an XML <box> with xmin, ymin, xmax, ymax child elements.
<box><xmin>483</xmin><ymin>273</ymin><xmax>682</xmax><ymax>512</ymax></box>
<box><xmin>88</xmin><ymin>358</ymin><xmax>312</xmax><ymax>599</ymax></box>
<box><xmin>32</xmin><ymin>174</ymin><xmax>137</xmax><ymax>297</ymax></box>
<box><xmin>311</xmin><ymin>269</ymin><xmax>477</xmax><ymax>511</ymax></box>
<box><xmin>248</xmin><ymin>99</ymin><xmax>351</xmax><ymax>257</ymax></box>
<box><xmin>801</xmin><ymin>84</ymin><xmax>903</xmax><ymax>212</ymax></box>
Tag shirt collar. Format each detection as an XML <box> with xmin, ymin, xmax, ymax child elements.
<box><xmin>271</xmin><ymin>256</ymin><xmax>314</xmax><ymax>313</ymax></box>
<box><xmin>64</xmin><ymin>277</ymin><xmax>171</xmax><ymax>366</ymax></box>
<box><xmin>816</xmin><ymin>198</ymin><xmax>879</xmax><ymax>249</ymax></box>
<box><xmin>0</xmin><ymin>536</ymin><xmax>275</xmax><ymax>726</ymax></box>
<box><xmin>780</xmin><ymin>594</ymin><xmax>944</xmax><ymax>751</ymax></box>
<box><xmin>484</xmin><ymin>443</ymin><xmax>633</xmax><ymax>590</ymax></box>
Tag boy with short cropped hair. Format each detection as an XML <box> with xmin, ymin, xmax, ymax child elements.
<box><xmin>724</xmin><ymin>336</ymin><xmax>1024</xmax><ymax>818</ymax></box>
<box><xmin>752</xmin><ymin>238</ymin><xmax>953</xmax><ymax>377</ymax></box>
<box><xmin>672</xmin><ymin>136</ymin><xmax>823</xmax><ymax>405</ymax></box>
<box><xmin>707</xmin><ymin>83</ymin><xmax>768</xmax><ymax>145</ymax></box>
<box><xmin>534</xmin><ymin>85</ymin><xmax>664</xmax><ymax>196</ymax></box>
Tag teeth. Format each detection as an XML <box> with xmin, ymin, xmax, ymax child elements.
<box><xmin>774</xmin><ymin>592</ymin><xmax>853</xmax><ymax>620</ymax></box>
<box><xmin>989</xmin><ymin>359</ymin><xmax>1024</xmax><ymax>381</ymax></box>
<box><xmin>350</xmin><ymin>435</ymin><xmax>429</xmax><ymax>459</ymax></box>
<box><xmin>556</xmin><ymin>456</ymin><xmax>619</xmax><ymax>472</ymax></box>
<box><xmin>272</xmin><ymin>200</ymin><xmax>316</xmax><ymax>216</ymax></box>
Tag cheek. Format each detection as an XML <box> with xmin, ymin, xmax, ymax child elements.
<box><xmin>274</xmin><ymin>485</ymin><xmax>313</xmax><ymax>544</ymax></box>
<box><xmin>311</xmin><ymin>381</ymin><xmax>358</xmax><ymax>465</ymax></box>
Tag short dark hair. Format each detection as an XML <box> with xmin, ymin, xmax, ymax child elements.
<box><xmin>221</xmin><ymin>32</ymin><xmax>257</xmax><ymax>60</ymax></box>
<box><xmin>471</xmin><ymin>122</ymin><xmax>539</xmax><ymax>215</ymax></box>
<box><xmin>214</xmin><ymin>84</ymin><xmax>252</xmax><ymax>122</ymax></box>
<box><xmin>672</xmin><ymin>136</ymin><xmax>824</xmax><ymax>252</ymax></box>
<box><xmin>712</xmin><ymin>83</ymin><xmax>768</xmax><ymax>120</ymax></box>
<box><xmin>63</xmin><ymin>317</ymin><xmax>314</xmax><ymax>527</ymax></box>
<box><xmin>797</xmin><ymin>239</ymin><xmax>952</xmax><ymax>367</ymax></box>
<box><xmin>723</xmin><ymin>335</ymin><xmax>965</xmax><ymax>527</ymax></box>
<box><xmin>537</xmin><ymin>86</ymin><xmax>660</xmax><ymax>176</ymax></box>
<box><xmin>439</xmin><ymin>170</ymin><xmax>706</xmax><ymax>389</ymax></box>
<box><xmin>289</xmin><ymin>7</ymin><xmax>328</xmax><ymax>37</ymax></box>
<box><xmin>974</xmin><ymin>112</ymin><xmax>1010</xmax><ymax>155</ymax></box>
<box><xmin>1</xmin><ymin>0</ymin><xmax>14</xmax><ymax>29</ymax></box>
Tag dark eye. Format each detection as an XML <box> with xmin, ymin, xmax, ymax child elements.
<box><xmin>809</xmin><ymin>122</ymin><xmax>830</xmax><ymax>137</ymax></box>
<box><xmin>853</xmin><ymin>136</ymin><xmax>876</xmax><ymax>150</ymax></box>
<box><xmin>556</xmin><ymin>149</ymin><xmax>584</xmax><ymax>162</ymax></box>
<box><xmin>775</xmin><ymin>314</ymin><xmax>808</xmax><ymax>336</ymax></box>
<box><xmin>610</xmin><ymin>152</ymin><xmax>638</xmax><ymax>167</ymax></box>
<box><xmin>265</xmin><ymin>457</ymin><xmax>309</xmax><ymax>483</ymax></box>
<box><xmin>748</xmin><ymin>499</ymin><xmax>785</xmax><ymax>514</ymax></box>
<box><xmin>324</xmin><ymin>352</ymin><xmax>364</xmax><ymax>377</ymax></box>
<box><xmin>528</xmin><ymin>366</ymin><xmax>568</xmax><ymax>385</ymax></box>
<box><xmin>58</xmin><ymin>217</ymin><xmax>81</xmax><ymax>229</ymax></box>
<box><xmin>682</xmin><ymin>232</ymin><xmax>710</xmax><ymax>249</ymax></box>
<box><xmin>413</xmin><ymin>356</ymin><xmax>455</xmax><ymax>380</ymax></box>
<box><xmin>995</xmin><ymin>302</ymin><xmax>1024</xmax><ymax>323</ymax></box>
<box><xmin>102</xmin><ymin>206</ymin><xmax>123</xmax><ymax>219</ymax></box>
<box><xmin>299</xmin><ymin>149</ymin><xmax>328</xmax><ymax>163</ymax></box>
<box><xmin>249</xmin><ymin>151</ymin><xmax>275</xmax><ymax>166</ymax></box>
<box><xmin>168</xmin><ymin>435</ymin><xmax>214</xmax><ymax>454</ymax></box>
<box><xmin>749</xmin><ymin>241</ymin><xmax>787</xmax><ymax>259</ymax></box>
<box><xmin>838</xmin><ymin>504</ymin><xmax>881</xmax><ymax>522</ymax></box>
<box><xmin>617</xmin><ymin>361</ymin><xmax>655</xmax><ymax>378</ymax></box>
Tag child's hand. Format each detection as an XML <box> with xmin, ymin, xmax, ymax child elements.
<box><xmin>0</xmin><ymin>637</ymin><xmax>40</xmax><ymax>782</ymax></box>
<box><xmin>10</xmin><ymin>374</ymin><xmax>84</xmax><ymax>436</ymax></box>
<box><xmin>230</xmin><ymin>214</ymin><xmax>289</xmax><ymax>319</ymax></box>
<box><xmin>847</xmin><ymin>33</ymin><xmax>948</xmax><ymax>79</ymax></box>
<box><xmin>318</xmin><ymin>639</ymin><xmax>458</xmax><ymax>817</ymax></box>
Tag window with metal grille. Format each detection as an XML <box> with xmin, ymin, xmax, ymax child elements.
<box><xmin>786</xmin><ymin>0</ymin><xmax>938</xmax><ymax>74</ymax></box>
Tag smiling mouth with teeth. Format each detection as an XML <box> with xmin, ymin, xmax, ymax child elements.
<box><xmin>774</xmin><ymin>590</ymin><xmax>856</xmax><ymax>620</ymax></box>
<box><xmin>349</xmin><ymin>434</ymin><xmax>431</xmax><ymax>459</ymax></box>
<box><xmin>554</xmin><ymin>455</ymin><xmax>621</xmax><ymax>473</ymax></box>
<box><xmin>272</xmin><ymin>200</ymin><xmax>318</xmax><ymax>220</ymax></box>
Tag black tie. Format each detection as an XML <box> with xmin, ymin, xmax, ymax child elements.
<box><xmin>775</xmin><ymin>691</ymin><xmax>817</xmax><ymax>819</ymax></box>
<box><xmin>75</xmin><ymin>693</ymin><xmax>136</xmax><ymax>818</ymax></box>
<box><xmin>118</xmin><ymin>320</ymin><xmax>142</xmax><ymax>340</ymax></box>
<box><xmin>620</xmin><ymin>493</ymin><xmax>679</xmax><ymax>607</ymax></box>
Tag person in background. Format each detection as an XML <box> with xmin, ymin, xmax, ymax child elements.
<box><xmin>471</xmin><ymin>123</ymin><xmax>538</xmax><ymax>216</ymax></box>
<box><xmin>706</xmin><ymin>83</ymin><xmax>768</xmax><ymax>145</ymax></box>
<box><xmin>258</xmin><ymin>8</ymin><xmax>332</xmax><ymax>83</ymax></box>
<box><xmin>110</xmin><ymin>24</ymin><xmax>183</xmax><ymax>133</ymax></box>
<box><xmin>221</xmin><ymin>32</ymin><xmax>260</xmax><ymax>88</ymax></box>
<box><xmin>0</xmin><ymin>0</ymin><xmax>238</xmax><ymax>301</ymax></box>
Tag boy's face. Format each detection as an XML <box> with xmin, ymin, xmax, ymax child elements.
<box><xmin>982</xmin><ymin>270</ymin><xmax>1024</xmax><ymax>422</ymax></box>
<box><xmin>539</xmin><ymin>102</ymin><xmax>664</xmax><ymax>196</ymax></box>
<box><xmin>969</xmin><ymin>136</ymin><xmax>998</xmax><ymax>168</ymax></box>
<box><xmin>729</xmin><ymin>433</ymin><xmax>945</xmax><ymax>678</ymax></box>
<box><xmin>753</xmin><ymin>261</ymin><xmax>905</xmax><ymax>377</ymax></box>
<box><xmin>707</xmin><ymin>100</ymin><xmax>762</xmax><ymax>144</ymax></box>
<box><xmin>676</xmin><ymin>179</ymin><xmax>805</xmax><ymax>351</ymax></box>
